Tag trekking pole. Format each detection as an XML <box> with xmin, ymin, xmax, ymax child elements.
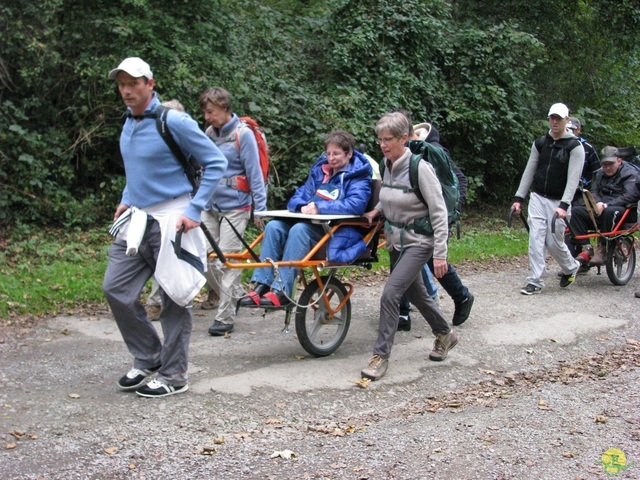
<box><xmin>211</xmin><ymin>201</ymin><xmax>262</xmax><ymax>263</ymax></box>
<box><xmin>198</xmin><ymin>223</ymin><xmax>227</xmax><ymax>264</ymax></box>
<box><xmin>550</xmin><ymin>212</ymin><xmax>575</xmax><ymax>237</ymax></box>
<box><xmin>173</xmin><ymin>224</ymin><xmax>226</xmax><ymax>265</ymax></box>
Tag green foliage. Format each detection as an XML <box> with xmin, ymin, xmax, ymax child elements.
<box><xmin>452</xmin><ymin>0</ymin><xmax>640</xmax><ymax>152</ymax></box>
<box><xmin>0</xmin><ymin>225</ymin><xmax>110</xmax><ymax>317</ymax></box>
<box><xmin>1</xmin><ymin>0</ymin><xmax>639</xmax><ymax>227</ymax></box>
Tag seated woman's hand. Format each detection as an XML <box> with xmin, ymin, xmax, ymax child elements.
<box><xmin>301</xmin><ymin>202</ymin><xmax>319</xmax><ymax>215</ymax></box>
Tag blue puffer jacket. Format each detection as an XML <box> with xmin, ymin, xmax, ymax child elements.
<box><xmin>287</xmin><ymin>150</ymin><xmax>372</xmax><ymax>215</ymax></box>
<box><xmin>287</xmin><ymin>150</ymin><xmax>372</xmax><ymax>263</ymax></box>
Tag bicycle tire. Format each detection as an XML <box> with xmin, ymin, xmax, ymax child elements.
<box><xmin>295</xmin><ymin>277</ymin><xmax>351</xmax><ymax>357</ymax></box>
<box><xmin>606</xmin><ymin>237</ymin><xmax>636</xmax><ymax>286</ymax></box>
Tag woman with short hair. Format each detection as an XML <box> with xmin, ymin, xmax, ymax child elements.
<box><xmin>361</xmin><ymin>112</ymin><xmax>458</xmax><ymax>381</ymax></box>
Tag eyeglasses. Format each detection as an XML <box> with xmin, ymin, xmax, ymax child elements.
<box><xmin>377</xmin><ymin>136</ymin><xmax>397</xmax><ymax>145</ymax></box>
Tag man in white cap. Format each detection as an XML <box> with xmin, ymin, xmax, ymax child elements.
<box><xmin>103</xmin><ymin>57</ymin><xmax>228</xmax><ymax>397</ymax></box>
<box><xmin>569</xmin><ymin>146</ymin><xmax>640</xmax><ymax>265</ymax></box>
<box><xmin>511</xmin><ymin>103</ymin><xmax>584</xmax><ymax>295</ymax></box>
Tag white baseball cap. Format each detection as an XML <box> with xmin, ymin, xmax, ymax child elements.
<box><xmin>547</xmin><ymin>103</ymin><xmax>569</xmax><ymax>118</ymax></box>
<box><xmin>108</xmin><ymin>57</ymin><xmax>153</xmax><ymax>80</ymax></box>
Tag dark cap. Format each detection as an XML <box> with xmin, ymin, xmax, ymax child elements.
<box><xmin>600</xmin><ymin>146</ymin><xmax>619</xmax><ymax>163</ymax></box>
<box><xmin>567</xmin><ymin>117</ymin><xmax>581</xmax><ymax>130</ymax></box>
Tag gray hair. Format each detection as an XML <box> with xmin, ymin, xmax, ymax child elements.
<box><xmin>161</xmin><ymin>99</ymin><xmax>185</xmax><ymax>112</ymax></box>
<box><xmin>375</xmin><ymin>112</ymin><xmax>411</xmax><ymax>138</ymax></box>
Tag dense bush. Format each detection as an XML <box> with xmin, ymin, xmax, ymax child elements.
<box><xmin>1</xmin><ymin>0</ymin><xmax>638</xmax><ymax>228</ymax></box>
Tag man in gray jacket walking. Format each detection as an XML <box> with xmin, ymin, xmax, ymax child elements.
<box><xmin>511</xmin><ymin>103</ymin><xmax>584</xmax><ymax>295</ymax></box>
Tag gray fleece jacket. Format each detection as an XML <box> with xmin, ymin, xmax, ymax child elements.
<box><xmin>376</xmin><ymin>147</ymin><xmax>449</xmax><ymax>260</ymax></box>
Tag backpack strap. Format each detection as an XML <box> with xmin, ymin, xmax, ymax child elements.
<box><xmin>408</xmin><ymin>153</ymin><xmax>426</xmax><ymax>206</ymax></box>
<box><xmin>154</xmin><ymin>105</ymin><xmax>201</xmax><ymax>191</ymax></box>
<box><xmin>534</xmin><ymin>136</ymin><xmax>546</xmax><ymax>153</ymax></box>
<box><xmin>155</xmin><ymin>106</ymin><xmax>195</xmax><ymax>189</ymax></box>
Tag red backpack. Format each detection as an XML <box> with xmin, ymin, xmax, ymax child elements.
<box><xmin>234</xmin><ymin>116</ymin><xmax>269</xmax><ymax>185</ymax></box>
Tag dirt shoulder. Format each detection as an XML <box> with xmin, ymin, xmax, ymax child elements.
<box><xmin>2</xmin><ymin>259</ymin><xmax>640</xmax><ymax>479</ymax></box>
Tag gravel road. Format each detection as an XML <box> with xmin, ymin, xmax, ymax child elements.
<box><xmin>2</xmin><ymin>257</ymin><xmax>639</xmax><ymax>480</ymax></box>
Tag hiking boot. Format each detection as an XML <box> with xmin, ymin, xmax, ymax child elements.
<box><xmin>146</xmin><ymin>304</ymin><xmax>161</xmax><ymax>321</ymax></box>
<box><xmin>238</xmin><ymin>283</ymin><xmax>270</xmax><ymax>307</ymax></box>
<box><xmin>576</xmin><ymin>245</ymin><xmax>593</xmax><ymax>266</ymax></box>
<box><xmin>452</xmin><ymin>292</ymin><xmax>474</xmax><ymax>326</ymax></box>
<box><xmin>118</xmin><ymin>366</ymin><xmax>161</xmax><ymax>391</ymax></box>
<box><xmin>559</xmin><ymin>270</ymin><xmax>577</xmax><ymax>288</ymax></box>
<box><xmin>208</xmin><ymin>321</ymin><xmax>234</xmax><ymax>336</ymax></box>
<box><xmin>200</xmin><ymin>289</ymin><xmax>220</xmax><ymax>310</ymax></box>
<box><xmin>397</xmin><ymin>314</ymin><xmax>411</xmax><ymax>332</ymax></box>
<box><xmin>429</xmin><ymin>330</ymin><xmax>458</xmax><ymax>362</ymax></box>
<box><xmin>591</xmin><ymin>244</ymin><xmax>606</xmax><ymax>265</ymax></box>
<box><xmin>520</xmin><ymin>283</ymin><xmax>542</xmax><ymax>295</ymax></box>
<box><xmin>136</xmin><ymin>379</ymin><xmax>188</xmax><ymax>398</ymax></box>
<box><xmin>361</xmin><ymin>355</ymin><xmax>389</xmax><ymax>381</ymax></box>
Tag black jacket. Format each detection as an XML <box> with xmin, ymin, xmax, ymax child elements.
<box><xmin>593</xmin><ymin>161</ymin><xmax>640</xmax><ymax>206</ymax></box>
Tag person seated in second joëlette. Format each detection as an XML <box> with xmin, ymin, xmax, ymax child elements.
<box><xmin>570</xmin><ymin>146</ymin><xmax>640</xmax><ymax>265</ymax></box>
<box><xmin>238</xmin><ymin>130</ymin><xmax>372</xmax><ymax>308</ymax></box>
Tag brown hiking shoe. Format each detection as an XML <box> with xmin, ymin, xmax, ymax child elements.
<box><xmin>361</xmin><ymin>355</ymin><xmax>389</xmax><ymax>381</ymax></box>
<box><xmin>429</xmin><ymin>330</ymin><xmax>458</xmax><ymax>362</ymax></box>
<box><xmin>200</xmin><ymin>289</ymin><xmax>220</xmax><ymax>310</ymax></box>
<box><xmin>591</xmin><ymin>244</ymin><xmax>606</xmax><ymax>265</ymax></box>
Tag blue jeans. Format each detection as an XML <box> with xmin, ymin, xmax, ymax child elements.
<box><xmin>251</xmin><ymin>219</ymin><xmax>324</xmax><ymax>295</ymax></box>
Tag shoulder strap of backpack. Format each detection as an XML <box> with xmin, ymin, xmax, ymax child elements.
<box><xmin>156</xmin><ymin>106</ymin><xmax>187</xmax><ymax>165</ymax></box>
<box><xmin>155</xmin><ymin>105</ymin><xmax>199</xmax><ymax>191</ymax></box>
<box><xmin>409</xmin><ymin>153</ymin><xmax>427</xmax><ymax>207</ymax></box>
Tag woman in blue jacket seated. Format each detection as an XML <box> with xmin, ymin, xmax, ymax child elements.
<box><xmin>239</xmin><ymin>130</ymin><xmax>372</xmax><ymax>307</ymax></box>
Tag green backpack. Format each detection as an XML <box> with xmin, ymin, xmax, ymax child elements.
<box><xmin>381</xmin><ymin>139</ymin><xmax>460</xmax><ymax>237</ymax></box>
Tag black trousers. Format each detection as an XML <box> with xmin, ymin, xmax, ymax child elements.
<box><xmin>569</xmin><ymin>205</ymin><xmax>636</xmax><ymax>246</ymax></box>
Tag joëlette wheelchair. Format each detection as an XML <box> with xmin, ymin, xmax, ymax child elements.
<box><xmin>510</xmin><ymin>192</ymin><xmax>638</xmax><ymax>286</ymax></box>
<box><xmin>552</xmin><ymin>190</ymin><xmax>638</xmax><ymax>285</ymax></box>
<box><xmin>200</xmin><ymin>181</ymin><xmax>385</xmax><ymax>357</ymax></box>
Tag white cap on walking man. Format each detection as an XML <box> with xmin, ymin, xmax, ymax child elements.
<box><xmin>108</xmin><ymin>57</ymin><xmax>153</xmax><ymax>80</ymax></box>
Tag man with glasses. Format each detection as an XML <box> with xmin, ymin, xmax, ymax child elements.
<box><xmin>511</xmin><ymin>103</ymin><xmax>584</xmax><ymax>295</ymax></box>
<box><xmin>569</xmin><ymin>146</ymin><xmax>640</xmax><ymax>265</ymax></box>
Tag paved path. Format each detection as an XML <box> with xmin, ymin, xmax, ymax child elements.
<box><xmin>2</xmin><ymin>263</ymin><xmax>639</xmax><ymax>479</ymax></box>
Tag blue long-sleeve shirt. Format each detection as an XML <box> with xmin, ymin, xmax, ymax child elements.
<box><xmin>120</xmin><ymin>94</ymin><xmax>228</xmax><ymax>221</ymax></box>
